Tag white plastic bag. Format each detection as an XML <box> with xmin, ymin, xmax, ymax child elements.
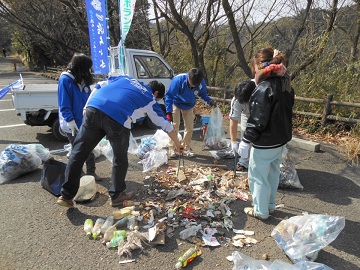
<box><xmin>151</xmin><ymin>129</ymin><xmax>169</xmax><ymax>149</ymax></box>
<box><xmin>271</xmin><ymin>214</ymin><xmax>345</xmax><ymax>263</ymax></box>
<box><xmin>204</xmin><ymin>107</ymin><xmax>227</xmax><ymax>149</ymax></box>
<box><xmin>139</xmin><ymin>149</ymin><xmax>168</xmax><ymax>172</ymax></box>
<box><xmin>128</xmin><ymin>132</ymin><xmax>139</xmax><ymax>155</ymax></box>
<box><xmin>0</xmin><ymin>144</ymin><xmax>51</xmax><ymax>184</ymax></box>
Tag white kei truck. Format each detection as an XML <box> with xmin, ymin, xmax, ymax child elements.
<box><xmin>11</xmin><ymin>47</ymin><xmax>175</xmax><ymax>141</ymax></box>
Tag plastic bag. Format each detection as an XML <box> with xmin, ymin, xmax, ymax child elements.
<box><xmin>279</xmin><ymin>147</ymin><xmax>303</xmax><ymax>189</ymax></box>
<box><xmin>40</xmin><ymin>158</ymin><xmax>66</xmax><ymax>196</ymax></box>
<box><xmin>271</xmin><ymin>214</ymin><xmax>345</xmax><ymax>263</ymax></box>
<box><xmin>136</xmin><ymin>137</ymin><xmax>157</xmax><ymax>159</ymax></box>
<box><xmin>139</xmin><ymin>149</ymin><xmax>168</xmax><ymax>172</ymax></box>
<box><xmin>151</xmin><ymin>129</ymin><xmax>169</xmax><ymax>149</ymax></box>
<box><xmin>0</xmin><ymin>144</ymin><xmax>51</xmax><ymax>184</ymax></box>
<box><xmin>128</xmin><ymin>132</ymin><xmax>139</xmax><ymax>155</ymax></box>
<box><xmin>230</xmin><ymin>251</ymin><xmax>333</xmax><ymax>270</ymax></box>
<box><xmin>204</xmin><ymin>107</ymin><xmax>227</xmax><ymax>149</ymax></box>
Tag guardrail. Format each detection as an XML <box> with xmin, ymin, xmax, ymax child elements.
<box><xmin>207</xmin><ymin>86</ymin><xmax>360</xmax><ymax>126</ymax></box>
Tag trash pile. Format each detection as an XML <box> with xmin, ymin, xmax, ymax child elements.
<box><xmin>80</xmin><ymin>164</ymin><xmax>256</xmax><ymax>264</ymax></box>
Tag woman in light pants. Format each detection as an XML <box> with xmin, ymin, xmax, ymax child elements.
<box><xmin>238</xmin><ymin>47</ymin><xmax>294</xmax><ymax>220</ymax></box>
<box><xmin>248</xmin><ymin>146</ymin><xmax>285</xmax><ymax>219</ymax></box>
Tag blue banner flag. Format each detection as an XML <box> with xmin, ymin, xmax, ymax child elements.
<box><xmin>0</xmin><ymin>75</ymin><xmax>24</xmax><ymax>100</ymax></box>
<box><xmin>85</xmin><ymin>0</ymin><xmax>109</xmax><ymax>75</ymax></box>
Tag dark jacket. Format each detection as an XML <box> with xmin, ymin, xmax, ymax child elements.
<box><xmin>243</xmin><ymin>75</ymin><xmax>294</xmax><ymax>149</ymax></box>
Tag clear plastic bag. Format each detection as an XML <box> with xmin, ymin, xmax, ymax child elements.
<box><xmin>231</xmin><ymin>251</ymin><xmax>333</xmax><ymax>270</ymax></box>
<box><xmin>0</xmin><ymin>144</ymin><xmax>51</xmax><ymax>184</ymax></box>
<box><xmin>135</xmin><ymin>137</ymin><xmax>157</xmax><ymax>159</ymax></box>
<box><xmin>128</xmin><ymin>132</ymin><xmax>139</xmax><ymax>155</ymax></box>
<box><xmin>279</xmin><ymin>147</ymin><xmax>303</xmax><ymax>189</ymax></box>
<box><xmin>204</xmin><ymin>107</ymin><xmax>228</xmax><ymax>149</ymax></box>
<box><xmin>139</xmin><ymin>149</ymin><xmax>168</xmax><ymax>172</ymax></box>
<box><xmin>271</xmin><ymin>214</ymin><xmax>345</xmax><ymax>263</ymax></box>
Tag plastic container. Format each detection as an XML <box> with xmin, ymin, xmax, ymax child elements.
<box><xmin>83</xmin><ymin>219</ymin><xmax>93</xmax><ymax>238</ymax></box>
<box><xmin>106</xmin><ymin>230</ymin><xmax>126</xmax><ymax>248</ymax></box>
<box><xmin>92</xmin><ymin>218</ymin><xmax>105</xmax><ymax>239</ymax></box>
<box><xmin>113</xmin><ymin>216</ymin><xmax>129</xmax><ymax>229</ymax></box>
<box><xmin>103</xmin><ymin>225</ymin><xmax>116</xmax><ymax>243</ymax></box>
<box><xmin>175</xmin><ymin>246</ymin><xmax>200</xmax><ymax>268</ymax></box>
<box><xmin>201</xmin><ymin>115</ymin><xmax>210</xmax><ymax>126</ymax></box>
<box><xmin>73</xmin><ymin>175</ymin><xmax>97</xmax><ymax>202</ymax></box>
<box><xmin>100</xmin><ymin>215</ymin><xmax>114</xmax><ymax>234</ymax></box>
<box><xmin>112</xmin><ymin>206</ymin><xmax>134</xmax><ymax>219</ymax></box>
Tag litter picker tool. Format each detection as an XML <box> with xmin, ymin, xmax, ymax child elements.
<box><xmin>176</xmin><ymin>153</ymin><xmax>186</xmax><ymax>181</ymax></box>
<box><xmin>233</xmin><ymin>151</ymin><xmax>238</xmax><ymax>177</ymax></box>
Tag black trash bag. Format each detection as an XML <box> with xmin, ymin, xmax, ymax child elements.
<box><xmin>40</xmin><ymin>158</ymin><xmax>67</xmax><ymax>196</ymax></box>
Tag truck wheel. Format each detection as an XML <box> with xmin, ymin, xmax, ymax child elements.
<box><xmin>52</xmin><ymin>118</ymin><xmax>69</xmax><ymax>142</ymax></box>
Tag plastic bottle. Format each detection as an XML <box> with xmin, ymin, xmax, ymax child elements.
<box><xmin>106</xmin><ymin>230</ymin><xmax>126</xmax><ymax>248</ymax></box>
<box><xmin>103</xmin><ymin>225</ymin><xmax>116</xmax><ymax>243</ymax></box>
<box><xmin>113</xmin><ymin>216</ymin><xmax>129</xmax><ymax>229</ymax></box>
<box><xmin>175</xmin><ymin>246</ymin><xmax>200</xmax><ymax>269</ymax></box>
<box><xmin>92</xmin><ymin>218</ymin><xmax>105</xmax><ymax>239</ymax></box>
<box><xmin>112</xmin><ymin>206</ymin><xmax>134</xmax><ymax>219</ymax></box>
<box><xmin>83</xmin><ymin>219</ymin><xmax>93</xmax><ymax>238</ymax></box>
<box><xmin>100</xmin><ymin>215</ymin><xmax>114</xmax><ymax>234</ymax></box>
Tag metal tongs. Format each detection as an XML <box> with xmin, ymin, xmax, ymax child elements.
<box><xmin>176</xmin><ymin>152</ymin><xmax>186</xmax><ymax>181</ymax></box>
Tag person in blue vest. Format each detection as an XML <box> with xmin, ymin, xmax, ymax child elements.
<box><xmin>57</xmin><ymin>76</ymin><xmax>184</xmax><ymax>208</ymax></box>
<box><xmin>58</xmin><ymin>53</ymin><xmax>99</xmax><ymax>180</ymax></box>
<box><xmin>165</xmin><ymin>67</ymin><xmax>216</xmax><ymax>158</ymax></box>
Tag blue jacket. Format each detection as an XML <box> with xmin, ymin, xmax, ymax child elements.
<box><xmin>165</xmin><ymin>73</ymin><xmax>211</xmax><ymax>112</ymax></box>
<box><xmin>87</xmin><ymin>76</ymin><xmax>174</xmax><ymax>133</ymax></box>
<box><xmin>58</xmin><ymin>72</ymin><xmax>92</xmax><ymax>133</ymax></box>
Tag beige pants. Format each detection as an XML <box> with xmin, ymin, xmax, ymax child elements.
<box><xmin>169</xmin><ymin>105</ymin><xmax>195</xmax><ymax>150</ymax></box>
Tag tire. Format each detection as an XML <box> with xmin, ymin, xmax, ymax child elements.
<box><xmin>52</xmin><ymin>118</ymin><xmax>69</xmax><ymax>142</ymax></box>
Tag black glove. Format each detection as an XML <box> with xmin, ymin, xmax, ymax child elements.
<box><xmin>166</xmin><ymin>113</ymin><xmax>173</xmax><ymax>122</ymax></box>
<box><xmin>209</xmin><ymin>100</ymin><xmax>217</xmax><ymax>108</ymax></box>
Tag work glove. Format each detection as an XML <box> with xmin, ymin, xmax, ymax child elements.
<box><xmin>67</xmin><ymin>120</ymin><xmax>79</xmax><ymax>136</ymax></box>
<box><xmin>238</xmin><ymin>141</ymin><xmax>250</xmax><ymax>159</ymax></box>
<box><xmin>209</xmin><ymin>100</ymin><xmax>217</xmax><ymax>108</ymax></box>
<box><xmin>231</xmin><ymin>141</ymin><xmax>239</xmax><ymax>154</ymax></box>
<box><xmin>166</xmin><ymin>113</ymin><xmax>173</xmax><ymax>122</ymax></box>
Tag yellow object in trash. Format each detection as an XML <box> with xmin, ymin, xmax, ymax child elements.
<box><xmin>175</xmin><ymin>246</ymin><xmax>201</xmax><ymax>268</ymax></box>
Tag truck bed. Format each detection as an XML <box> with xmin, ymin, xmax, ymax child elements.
<box><xmin>11</xmin><ymin>84</ymin><xmax>58</xmax><ymax>111</ymax></box>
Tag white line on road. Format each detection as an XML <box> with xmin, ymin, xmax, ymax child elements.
<box><xmin>0</xmin><ymin>123</ymin><xmax>26</xmax><ymax>128</ymax></box>
<box><xmin>0</xmin><ymin>108</ymin><xmax>15</xmax><ymax>112</ymax></box>
<box><xmin>0</xmin><ymin>99</ymin><xmax>12</xmax><ymax>102</ymax></box>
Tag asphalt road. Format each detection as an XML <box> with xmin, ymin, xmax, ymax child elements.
<box><xmin>0</xmin><ymin>55</ymin><xmax>359</xmax><ymax>270</ymax></box>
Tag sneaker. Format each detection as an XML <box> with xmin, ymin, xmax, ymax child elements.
<box><xmin>110</xmin><ymin>191</ymin><xmax>135</xmax><ymax>207</ymax></box>
<box><xmin>168</xmin><ymin>148</ymin><xmax>177</xmax><ymax>158</ymax></box>
<box><xmin>184</xmin><ymin>149</ymin><xmax>195</xmax><ymax>157</ymax></box>
<box><xmin>244</xmin><ymin>207</ymin><xmax>268</xmax><ymax>221</ymax></box>
<box><xmin>236</xmin><ymin>164</ymin><xmax>248</xmax><ymax>172</ymax></box>
<box><xmin>56</xmin><ymin>196</ymin><xmax>75</xmax><ymax>208</ymax></box>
